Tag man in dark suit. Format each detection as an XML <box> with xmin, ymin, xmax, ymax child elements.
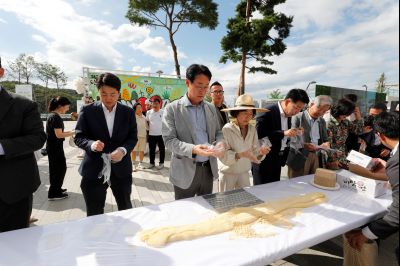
<box><xmin>0</xmin><ymin>60</ymin><xmax>47</xmax><ymax>232</ymax></box>
<box><xmin>345</xmin><ymin>111</ymin><xmax>399</xmax><ymax>263</ymax></box>
<box><xmin>74</xmin><ymin>73</ymin><xmax>137</xmax><ymax>216</ymax></box>
<box><xmin>252</xmin><ymin>89</ymin><xmax>309</xmax><ymax>184</ymax></box>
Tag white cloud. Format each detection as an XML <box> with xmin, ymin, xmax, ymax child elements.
<box><xmin>32</xmin><ymin>34</ymin><xmax>48</xmax><ymax>45</ymax></box>
<box><xmin>132</xmin><ymin>66</ymin><xmax>152</xmax><ymax>73</ymax></box>
<box><xmin>0</xmin><ymin>17</ymin><xmax>7</xmax><ymax>24</ymax></box>
<box><xmin>131</xmin><ymin>36</ymin><xmax>187</xmax><ymax>62</ymax></box>
<box><xmin>0</xmin><ymin>0</ymin><xmax>176</xmax><ymax>84</ymax></box>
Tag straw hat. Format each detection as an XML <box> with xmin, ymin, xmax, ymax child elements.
<box><xmin>221</xmin><ymin>94</ymin><xmax>269</xmax><ymax>112</ymax></box>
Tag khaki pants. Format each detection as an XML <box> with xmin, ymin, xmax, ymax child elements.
<box><xmin>219</xmin><ymin>172</ymin><xmax>250</xmax><ymax>192</ymax></box>
<box><xmin>343</xmin><ymin>235</ymin><xmax>378</xmax><ymax>266</ymax></box>
<box><xmin>288</xmin><ymin>152</ymin><xmax>319</xmax><ymax>178</ymax></box>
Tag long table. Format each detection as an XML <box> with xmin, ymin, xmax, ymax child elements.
<box><xmin>0</xmin><ymin>175</ymin><xmax>392</xmax><ymax>266</ymax></box>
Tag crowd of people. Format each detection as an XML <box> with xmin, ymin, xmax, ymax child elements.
<box><xmin>0</xmin><ymin>61</ymin><xmax>398</xmax><ymax>264</ymax></box>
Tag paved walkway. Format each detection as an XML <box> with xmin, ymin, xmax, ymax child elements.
<box><xmin>28</xmin><ymin>122</ymin><xmax>398</xmax><ymax>266</ymax></box>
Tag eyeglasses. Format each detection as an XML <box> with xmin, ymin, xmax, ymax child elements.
<box><xmin>211</xmin><ymin>90</ymin><xmax>224</xmax><ymax>95</ymax></box>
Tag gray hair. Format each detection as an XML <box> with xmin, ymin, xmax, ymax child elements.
<box><xmin>313</xmin><ymin>95</ymin><xmax>333</xmax><ymax>107</ymax></box>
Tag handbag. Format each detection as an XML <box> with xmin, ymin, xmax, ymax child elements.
<box><xmin>286</xmin><ymin>147</ymin><xmax>307</xmax><ymax>170</ymax></box>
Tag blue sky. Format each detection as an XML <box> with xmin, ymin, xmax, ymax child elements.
<box><xmin>0</xmin><ymin>0</ymin><xmax>398</xmax><ymax>105</ymax></box>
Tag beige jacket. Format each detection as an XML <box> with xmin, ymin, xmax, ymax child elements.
<box><xmin>219</xmin><ymin>122</ymin><xmax>266</xmax><ymax>174</ymax></box>
<box><xmin>136</xmin><ymin>114</ymin><xmax>148</xmax><ymax>138</ymax></box>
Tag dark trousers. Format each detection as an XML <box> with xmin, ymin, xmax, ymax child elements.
<box><xmin>0</xmin><ymin>195</ymin><xmax>32</xmax><ymax>232</ymax></box>
<box><xmin>47</xmin><ymin>142</ymin><xmax>67</xmax><ymax>197</ymax></box>
<box><xmin>174</xmin><ymin>163</ymin><xmax>213</xmax><ymax>200</ymax></box>
<box><xmin>80</xmin><ymin>174</ymin><xmax>132</xmax><ymax>216</ymax></box>
<box><xmin>148</xmin><ymin>135</ymin><xmax>165</xmax><ymax>165</ymax></box>
<box><xmin>252</xmin><ymin>149</ymin><xmax>287</xmax><ymax>185</ymax></box>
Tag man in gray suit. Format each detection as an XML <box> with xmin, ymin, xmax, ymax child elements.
<box><xmin>162</xmin><ymin>64</ymin><xmax>223</xmax><ymax>200</ymax></box>
<box><xmin>287</xmin><ymin>95</ymin><xmax>332</xmax><ymax>178</ymax></box>
<box><xmin>345</xmin><ymin>111</ymin><xmax>399</xmax><ymax>263</ymax></box>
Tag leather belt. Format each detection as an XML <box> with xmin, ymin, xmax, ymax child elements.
<box><xmin>195</xmin><ymin>161</ymin><xmax>210</xmax><ymax>167</ymax></box>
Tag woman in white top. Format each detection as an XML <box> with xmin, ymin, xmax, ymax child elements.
<box><xmin>219</xmin><ymin>94</ymin><xmax>271</xmax><ymax>192</ymax></box>
<box><xmin>131</xmin><ymin>102</ymin><xmax>148</xmax><ymax>171</ymax></box>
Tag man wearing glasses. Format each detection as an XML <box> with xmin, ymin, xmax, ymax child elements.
<box><xmin>162</xmin><ymin>64</ymin><xmax>223</xmax><ymax>199</ymax></box>
<box><xmin>210</xmin><ymin>81</ymin><xmax>229</xmax><ymax>127</ymax></box>
<box><xmin>252</xmin><ymin>89</ymin><xmax>310</xmax><ymax>184</ymax></box>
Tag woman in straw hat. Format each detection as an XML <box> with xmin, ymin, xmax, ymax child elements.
<box><xmin>218</xmin><ymin>94</ymin><xmax>271</xmax><ymax>192</ymax></box>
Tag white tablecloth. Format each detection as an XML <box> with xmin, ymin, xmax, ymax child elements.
<box><xmin>0</xmin><ymin>175</ymin><xmax>392</xmax><ymax>266</ymax></box>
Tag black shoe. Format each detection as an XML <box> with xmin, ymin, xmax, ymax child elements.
<box><xmin>48</xmin><ymin>192</ymin><xmax>69</xmax><ymax>201</ymax></box>
<box><xmin>61</xmin><ymin>188</ymin><xmax>67</xmax><ymax>193</ymax></box>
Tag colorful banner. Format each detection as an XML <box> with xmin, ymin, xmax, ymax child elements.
<box><xmin>87</xmin><ymin>72</ymin><xmax>187</xmax><ymax>110</ymax></box>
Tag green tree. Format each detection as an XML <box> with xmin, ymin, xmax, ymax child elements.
<box><xmin>36</xmin><ymin>62</ymin><xmax>54</xmax><ymax>88</ymax></box>
<box><xmin>51</xmin><ymin>65</ymin><xmax>68</xmax><ymax>90</ymax></box>
<box><xmin>9</xmin><ymin>53</ymin><xmax>37</xmax><ymax>84</ymax></box>
<box><xmin>269</xmin><ymin>89</ymin><xmax>282</xmax><ymax>99</ymax></box>
<box><xmin>376</xmin><ymin>72</ymin><xmax>387</xmax><ymax>93</ymax></box>
<box><xmin>126</xmin><ymin>0</ymin><xmax>219</xmax><ymax>78</ymax></box>
<box><xmin>220</xmin><ymin>0</ymin><xmax>293</xmax><ymax>96</ymax></box>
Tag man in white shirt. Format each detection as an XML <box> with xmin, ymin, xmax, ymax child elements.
<box><xmin>74</xmin><ymin>73</ymin><xmax>137</xmax><ymax>216</ymax></box>
<box><xmin>146</xmin><ymin>98</ymin><xmax>165</xmax><ymax>169</ymax></box>
<box><xmin>252</xmin><ymin>89</ymin><xmax>310</xmax><ymax>184</ymax></box>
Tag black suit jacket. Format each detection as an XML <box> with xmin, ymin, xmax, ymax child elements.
<box><xmin>0</xmin><ymin>88</ymin><xmax>47</xmax><ymax>204</ymax></box>
<box><xmin>256</xmin><ymin>103</ymin><xmax>291</xmax><ymax>154</ymax></box>
<box><xmin>74</xmin><ymin>102</ymin><xmax>137</xmax><ymax>180</ymax></box>
<box><xmin>368</xmin><ymin>149</ymin><xmax>399</xmax><ymax>239</ymax></box>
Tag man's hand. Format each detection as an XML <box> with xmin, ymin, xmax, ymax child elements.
<box><xmin>110</xmin><ymin>148</ymin><xmax>124</xmax><ymax>163</ymax></box>
<box><xmin>380</xmin><ymin>148</ymin><xmax>391</xmax><ymax>158</ymax></box>
<box><xmin>284</xmin><ymin>129</ymin><xmax>298</xmax><ymax>137</ymax></box>
<box><xmin>193</xmin><ymin>144</ymin><xmax>217</xmax><ymax>157</ymax></box>
<box><xmin>371</xmin><ymin>158</ymin><xmax>387</xmax><ymax>174</ymax></box>
<box><xmin>345</xmin><ymin>229</ymin><xmax>369</xmax><ymax>251</ymax></box>
<box><xmin>304</xmin><ymin>143</ymin><xmax>318</xmax><ymax>152</ymax></box>
<box><xmin>92</xmin><ymin>140</ymin><xmax>105</xmax><ymax>152</ymax></box>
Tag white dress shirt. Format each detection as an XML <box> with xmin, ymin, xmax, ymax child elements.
<box><xmin>90</xmin><ymin>103</ymin><xmax>126</xmax><ymax>155</ymax></box>
<box><xmin>278</xmin><ymin>101</ymin><xmax>289</xmax><ymax>151</ymax></box>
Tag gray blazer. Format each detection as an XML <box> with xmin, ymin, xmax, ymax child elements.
<box><xmin>286</xmin><ymin>111</ymin><xmax>328</xmax><ymax>170</ymax></box>
<box><xmin>162</xmin><ymin>96</ymin><xmax>223</xmax><ymax>189</ymax></box>
<box><xmin>290</xmin><ymin>111</ymin><xmax>328</xmax><ymax>155</ymax></box>
<box><xmin>368</xmin><ymin>149</ymin><xmax>399</xmax><ymax>239</ymax></box>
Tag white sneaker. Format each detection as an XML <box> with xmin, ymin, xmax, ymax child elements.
<box><xmin>156</xmin><ymin>164</ymin><xmax>164</xmax><ymax>170</ymax></box>
<box><xmin>147</xmin><ymin>164</ymin><xmax>155</xmax><ymax>169</ymax></box>
<box><xmin>137</xmin><ymin>162</ymin><xmax>144</xmax><ymax>170</ymax></box>
<box><xmin>132</xmin><ymin>164</ymin><xmax>137</xmax><ymax>172</ymax></box>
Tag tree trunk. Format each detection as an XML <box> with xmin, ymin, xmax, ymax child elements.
<box><xmin>238</xmin><ymin>49</ymin><xmax>246</xmax><ymax>96</ymax></box>
<box><xmin>237</xmin><ymin>0</ymin><xmax>251</xmax><ymax>96</ymax></box>
<box><xmin>168</xmin><ymin>30</ymin><xmax>181</xmax><ymax>79</ymax></box>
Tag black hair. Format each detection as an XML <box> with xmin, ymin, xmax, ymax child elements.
<box><xmin>363</xmin><ymin>115</ymin><xmax>375</xmax><ymax>127</ymax></box>
<box><xmin>230</xmin><ymin>109</ymin><xmax>256</xmax><ymax>118</ymax></box>
<box><xmin>370</xmin><ymin>102</ymin><xmax>387</xmax><ymax>112</ymax></box>
<box><xmin>374</xmin><ymin>111</ymin><xmax>399</xmax><ymax>139</ymax></box>
<box><xmin>285</xmin><ymin>88</ymin><xmax>310</xmax><ymax>104</ymax></box>
<box><xmin>133</xmin><ymin>102</ymin><xmax>142</xmax><ymax>111</ymax></box>
<box><xmin>96</xmin><ymin>72</ymin><xmax>121</xmax><ymax>92</ymax></box>
<box><xmin>48</xmin><ymin>96</ymin><xmax>71</xmax><ymax>112</ymax></box>
<box><xmin>153</xmin><ymin>98</ymin><xmax>161</xmax><ymax>103</ymax></box>
<box><xmin>344</xmin><ymin>94</ymin><xmax>358</xmax><ymax>103</ymax></box>
<box><xmin>210</xmin><ymin>81</ymin><xmax>222</xmax><ymax>88</ymax></box>
<box><xmin>186</xmin><ymin>64</ymin><xmax>212</xmax><ymax>83</ymax></box>
<box><xmin>331</xmin><ymin>98</ymin><xmax>355</xmax><ymax>118</ymax></box>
